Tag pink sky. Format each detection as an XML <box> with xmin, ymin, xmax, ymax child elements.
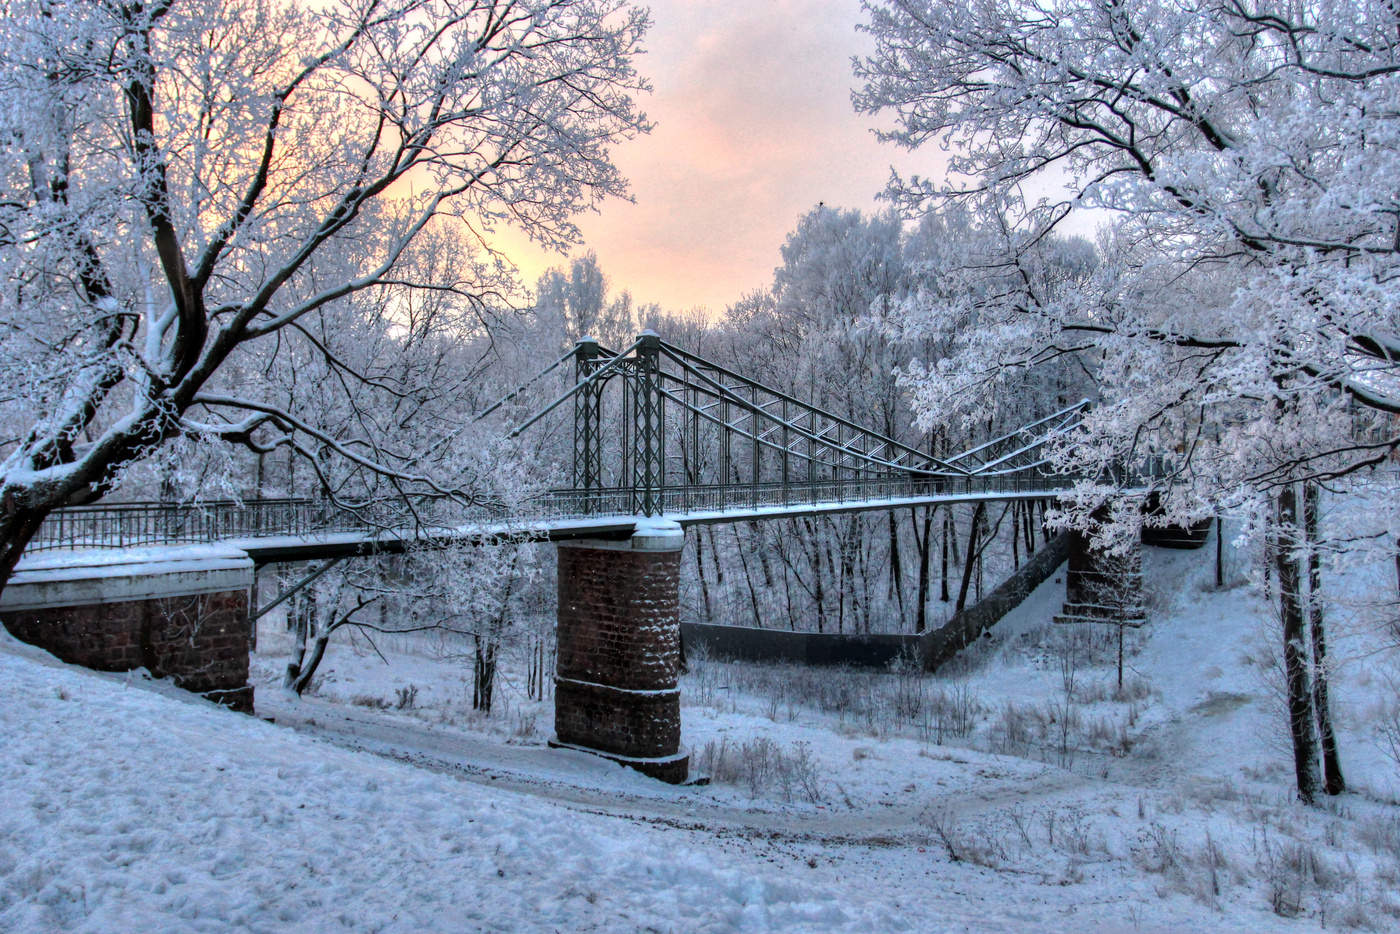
<box><xmin>503</xmin><ymin>0</ymin><xmax>938</xmax><ymax>315</ymax></box>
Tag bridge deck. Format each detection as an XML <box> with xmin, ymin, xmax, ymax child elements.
<box><xmin>24</xmin><ymin>483</ymin><xmax>1081</xmax><ymax>567</ymax></box>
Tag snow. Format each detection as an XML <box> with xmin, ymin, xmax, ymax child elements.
<box><xmin>555</xmin><ymin>675</ymin><xmax>680</xmax><ymax>697</ymax></box>
<box><xmin>631</xmin><ymin>517</ymin><xmax>682</xmax><ymax>535</ymax></box>
<box><xmin>13</xmin><ymin>543</ymin><xmax>252</xmax><ymax>574</ymax></box>
<box><xmin>5</xmin><ymin>528</ymin><xmax>1400</xmax><ymax>931</ymax></box>
<box><xmin>667</xmin><ymin>488</ymin><xmax>1070</xmax><ymax>526</ymax></box>
<box><xmin>0</xmin><ymin>632</ymin><xmax>906</xmax><ymax>933</ymax></box>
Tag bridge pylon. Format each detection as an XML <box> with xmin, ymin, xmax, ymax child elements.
<box><xmin>572</xmin><ymin>338</ymin><xmax>605</xmax><ymax>512</ymax></box>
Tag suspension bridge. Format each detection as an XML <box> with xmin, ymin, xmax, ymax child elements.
<box><xmin>24</xmin><ymin>332</ymin><xmax>1093</xmax><ymax>563</ymax></box>
<box><xmin>6</xmin><ymin>332</ymin><xmax>1144</xmax><ymax>783</ymax></box>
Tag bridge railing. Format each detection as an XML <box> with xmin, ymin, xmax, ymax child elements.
<box><xmin>529</xmin><ymin>473</ymin><xmax>1081</xmax><ymax>519</ymax></box>
<box><xmin>649</xmin><ymin>473</ymin><xmax>1077</xmax><ymax>515</ymax></box>
<box><xmin>27</xmin><ymin>473</ymin><xmax>1091</xmax><ymax>554</ymax></box>
<box><xmin>24</xmin><ymin>497</ymin><xmax>481</xmax><ymax>553</ymax></box>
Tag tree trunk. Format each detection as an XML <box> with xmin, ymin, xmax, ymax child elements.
<box><xmin>0</xmin><ymin>507</ymin><xmax>50</xmax><ymax>603</ymax></box>
<box><xmin>527</xmin><ymin>633</ymin><xmax>540</xmax><ymax>700</ymax></box>
<box><xmin>913</xmin><ymin>506</ymin><xmax>933</xmax><ymax>633</ymax></box>
<box><xmin>473</xmin><ymin>634</ymin><xmax>498</xmax><ymax>713</ymax></box>
<box><xmin>974</xmin><ymin>506</ymin><xmax>986</xmax><ymax>603</ymax></box>
<box><xmin>707</xmin><ymin>526</ymin><xmax>724</xmax><ymax>587</ymax></box>
<box><xmin>1215</xmin><ymin>515</ymin><xmax>1225</xmax><ymax>588</ymax></box>
<box><xmin>693</xmin><ymin>531</ymin><xmax>714</xmax><ymax>621</ymax></box>
<box><xmin>940</xmin><ymin>508</ymin><xmax>953</xmax><ymax>603</ymax></box>
<box><xmin>750</xmin><ymin>521</ymin><xmax>775</xmax><ymax>588</ymax></box>
<box><xmin>889</xmin><ymin>510</ymin><xmax>906</xmax><ymax>618</ymax></box>
<box><xmin>733</xmin><ymin>525</ymin><xmax>764</xmax><ymax>627</ymax></box>
<box><xmin>1303</xmin><ymin>481</ymin><xmax>1344</xmax><ymax>795</ymax></box>
<box><xmin>1011</xmin><ymin>501</ymin><xmax>1021</xmax><ymax>570</ymax></box>
<box><xmin>800</xmin><ymin>518</ymin><xmax>827</xmax><ymax>633</ymax></box>
<box><xmin>284</xmin><ymin>586</ymin><xmax>311</xmax><ymax>685</ymax></box>
<box><xmin>1274</xmin><ymin>484</ymin><xmax>1321</xmax><ymax>805</ymax></box>
<box><xmin>1023</xmin><ymin>500</ymin><xmax>1035</xmax><ymax>556</ymax></box>
<box><xmin>955</xmin><ymin>503</ymin><xmax>985</xmax><ymax>612</ymax></box>
<box><xmin>291</xmin><ymin>630</ymin><xmax>331</xmax><ymax>695</ymax></box>
<box><xmin>838</xmin><ymin>518</ymin><xmax>857</xmax><ymax>634</ymax></box>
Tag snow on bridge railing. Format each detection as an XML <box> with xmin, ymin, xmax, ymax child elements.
<box><xmin>650</xmin><ymin>473</ymin><xmax>1079</xmax><ymax>515</ymax></box>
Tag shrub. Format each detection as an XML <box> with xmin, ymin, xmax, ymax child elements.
<box><xmin>694</xmin><ymin>736</ymin><xmax>824</xmax><ymax>803</ymax></box>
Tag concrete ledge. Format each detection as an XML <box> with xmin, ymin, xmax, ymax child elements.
<box><xmin>920</xmin><ymin>532</ymin><xmax>1070</xmax><ymax>670</ymax></box>
<box><xmin>1055</xmin><ymin>613</ymin><xmax>1146</xmax><ymax>628</ymax></box>
<box><xmin>3</xmin><ymin>545</ymin><xmax>253</xmax><ymax>612</ymax></box>
<box><xmin>683</xmin><ymin>622</ymin><xmax>919</xmax><ymax>669</ymax></box>
<box><xmin>556</xmin><ymin>520</ymin><xmax>685</xmax><ymax>554</ymax></box>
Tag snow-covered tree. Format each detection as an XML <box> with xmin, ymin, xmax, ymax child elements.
<box><xmin>532</xmin><ymin>251</ymin><xmax>652</xmax><ymax>349</ymax></box>
<box><xmin>856</xmin><ymin>0</ymin><xmax>1400</xmax><ymax>500</ymax></box>
<box><xmin>0</xmin><ymin>0</ymin><xmax>650</xmax><ymax>591</ymax></box>
<box><xmin>857</xmin><ymin>0</ymin><xmax>1400</xmax><ymax>802</ymax></box>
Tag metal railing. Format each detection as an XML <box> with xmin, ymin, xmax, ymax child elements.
<box><xmin>27</xmin><ymin>473</ymin><xmax>1094</xmax><ymax>554</ymax></box>
<box><xmin>26</xmin><ymin>497</ymin><xmax>487</xmax><ymax>553</ymax></box>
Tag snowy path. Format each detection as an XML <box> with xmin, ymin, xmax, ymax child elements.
<box><xmin>261</xmin><ymin>693</ymin><xmax>1096</xmax><ymax>847</ymax></box>
<box><xmin>8</xmin><ymin>525</ymin><xmax>1386</xmax><ymax>931</ymax></box>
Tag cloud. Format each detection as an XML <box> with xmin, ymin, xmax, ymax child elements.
<box><xmin>508</xmin><ymin>0</ymin><xmax>945</xmax><ymax>315</ymax></box>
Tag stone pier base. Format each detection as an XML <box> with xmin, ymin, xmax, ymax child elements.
<box><xmin>0</xmin><ymin>546</ymin><xmax>255</xmax><ymax>711</ymax></box>
<box><xmin>1055</xmin><ymin>505</ymin><xmax>1147</xmax><ymax>627</ymax></box>
<box><xmin>553</xmin><ymin>522</ymin><xmax>689</xmax><ymax>783</ymax></box>
<box><xmin>1141</xmin><ymin>493</ymin><xmax>1213</xmax><ymax>549</ymax></box>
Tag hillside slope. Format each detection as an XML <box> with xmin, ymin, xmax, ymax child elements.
<box><xmin>4</xmin><ymin>531</ymin><xmax>1399</xmax><ymax>931</ymax></box>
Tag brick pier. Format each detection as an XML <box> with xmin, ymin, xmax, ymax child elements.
<box><xmin>552</xmin><ymin>521</ymin><xmax>690</xmax><ymax>783</ymax></box>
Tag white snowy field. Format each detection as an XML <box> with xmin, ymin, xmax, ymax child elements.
<box><xmin>5</xmin><ymin>530</ymin><xmax>1400</xmax><ymax>932</ymax></box>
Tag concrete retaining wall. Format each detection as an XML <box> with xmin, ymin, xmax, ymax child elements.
<box><xmin>683</xmin><ymin>622</ymin><xmax>919</xmax><ymax>669</ymax></box>
<box><xmin>922</xmin><ymin>533</ymin><xmax>1069</xmax><ymax>669</ymax></box>
<box><xmin>682</xmin><ymin>533</ymin><xmax>1070</xmax><ymax>672</ymax></box>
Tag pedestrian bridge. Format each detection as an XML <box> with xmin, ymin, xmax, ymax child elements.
<box><xmin>27</xmin><ymin>332</ymin><xmax>1096</xmax><ymax>559</ymax></box>
<box><xmin>8</xmin><ymin>333</ymin><xmax>1149</xmax><ymax>784</ymax></box>
<box><xmin>25</xmin><ymin>473</ymin><xmax>1084</xmax><ymax>564</ymax></box>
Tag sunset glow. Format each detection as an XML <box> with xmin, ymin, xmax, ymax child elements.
<box><xmin>501</xmin><ymin>0</ymin><xmax>938</xmax><ymax>314</ymax></box>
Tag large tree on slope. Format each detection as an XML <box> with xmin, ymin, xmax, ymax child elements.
<box><xmin>0</xmin><ymin>0</ymin><xmax>650</xmax><ymax>589</ymax></box>
<box><xmin>856</xmin><ymin>0</ymin><xmax>1400</xmax><ymax>802</ymax></box>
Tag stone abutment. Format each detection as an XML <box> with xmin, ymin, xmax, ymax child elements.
<box><xmin>1055</xmin><ymin>502</ymin><xmax>1147</xmax><ymax>627</ymax></box>
<box><xmin>0</xmin><ymin>546</ymin><xmax>255</xmax><ymax>710</ymax></box>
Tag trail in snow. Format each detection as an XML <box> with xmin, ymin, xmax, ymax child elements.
<box><xmin>261</xmin><ymin>692</ymin><xmax>1095</xmax><ymax>846</ymax></box>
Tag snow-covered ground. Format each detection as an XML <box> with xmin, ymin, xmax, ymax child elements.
<box><xmin>4</xmin><ymin>529</ymin><xmax>1400</xmax><ymax>931</ymax></box>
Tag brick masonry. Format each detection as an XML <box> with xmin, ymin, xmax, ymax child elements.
<box><xmin>554</xmin><ymin>537</ymin><xmax>689</xmax><ymax>783</ymax></box>
<box><xmin>2</xmin><ymin>589</ymin><xmax>254</xmax><ymax>712</ymax></box>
